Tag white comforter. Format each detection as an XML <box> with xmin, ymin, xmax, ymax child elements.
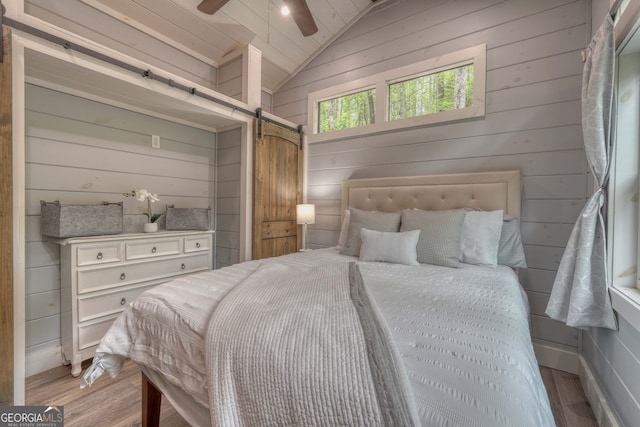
<box><xmin>86</xmin><ymin>248</ymin><xmax>555</xmax><ymax>427</ymax></box>
<box><xmin>207</xmin><ymin>262</ymin><xmax>419</xmax><ymax>426</ymax></box>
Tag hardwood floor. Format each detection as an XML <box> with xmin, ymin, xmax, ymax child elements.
<box><xmin>540</xmin><ymin>366</ymin><xmax>599</xmax><ymax>427</ymax></box>
<box><xmin>26</xmin><ymin>360</ymin><xmax>189</xmax><ymax>427</ymax></box>
<box><xmin>26</xmin><ymin>361</ymin><xmax>598</xmax><ymax>426</ymax></box>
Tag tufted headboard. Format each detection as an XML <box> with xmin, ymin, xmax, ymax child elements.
<box><xmin>341</xmin><ymin>171</ymin><xmax>521</xmax><ymax>218</ymax></box>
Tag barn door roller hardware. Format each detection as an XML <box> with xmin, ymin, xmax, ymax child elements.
<box><xmin>255</xmin><ymin>108</ymin><xmax>303</xmax><ymax>150</ymax></box>
<box><xmin>0</xmin><ymin>6</ymin><xmax>303</xmax><ymax>134</ymax></box>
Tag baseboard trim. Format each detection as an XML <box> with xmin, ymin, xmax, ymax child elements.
<box><xmin>579</xmin><ymin>355</ymin><xmax>622</xmax><ymax>427</ymax></box>
<box><xmin>534</xmin><ymin>342</ymin><xmax>579</xmax><ymax>374</ymax></box>
<box><xmin>25</xmin><ymin>344</ymin><xmax>63</xmax><ymax>377</ymax></box>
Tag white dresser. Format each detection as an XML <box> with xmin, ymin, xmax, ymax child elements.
<box><xmin>55</xmin><ymin>230</ymin><xmax>214</xmax><ymax>376</ymax></box>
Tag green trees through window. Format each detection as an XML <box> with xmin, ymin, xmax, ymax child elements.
<box><xmin>317</xmin><ymin>64</ymin><xmax>474</xmax><ymax>133</ymax></box>
<box><xmin>310</xmin><ymin>45</ymin><xmax>485</xmax><ymax>139</ymax></box>
<box><xmin>389</xmin><ymin>64</ymin><xmax>474</xmax><ymax>120</ymax></box>
<box><xmin>318</xmin><ymin>88</ymin><xmax>376</xmax><ymax>133</ymax></box>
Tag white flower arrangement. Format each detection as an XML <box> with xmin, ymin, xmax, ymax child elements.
<box><xmin>124</xmin><ymin>189</ymin><xmax>162</xmax><ymax>223</ymax></box>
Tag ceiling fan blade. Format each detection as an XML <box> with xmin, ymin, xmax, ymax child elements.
<box><xmin>284</xmin><ymin>0</ymin><xmax>318</xmax><ymax>37</ymax></box>
<box><xmin>197</xmin><ymin>0</ymin><xmax>230</xmax><ymax>14</ymax></box>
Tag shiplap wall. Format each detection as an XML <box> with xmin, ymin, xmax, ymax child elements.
<box><xmin>25</xmin><ymin>0</ymin><xmax>217</xmax><ymax>90</ymax></box>
<box><xmin>274</xmin><ymin>0</ymin><xmax>587</xmax><ymax>356</ymax></box>
<box><xmin>24</xmin><ymin>84</ymin><xmax>216</xmax><ymax>375</ymax></box>
<box><xmin>218</xmin><ymin>55</ymin><xmax>274</xmax><ymax>112</ymax></box>
<box><xmin>216</xmin><ymin>127</ymin><xmax>242</xmax><ymax>269</ymax></box>
<box><xmin>584</xmin><ymin>320</ymin><xmax>640</xmax><ymax>426</ymax></box>
<box><xmin>218</xmin><ymin>56</ymin><xmax>243</xmax><ymax>101</ymax></box>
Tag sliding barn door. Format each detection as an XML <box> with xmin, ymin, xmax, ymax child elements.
<box><xmin>0</xmin><ymin>27</ymin><xmax>14</xmax><ymax>406</ymax></box>
<box><xmin>252</xmin><ymin>120</ymin><xmax>302</xmax><ymax>260</ymax></box>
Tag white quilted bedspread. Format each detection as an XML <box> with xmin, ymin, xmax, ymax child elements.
<box><xmin>88</xmin><ymin>248</ymin><xmax>555</xmax><ymax>427</ymax></box>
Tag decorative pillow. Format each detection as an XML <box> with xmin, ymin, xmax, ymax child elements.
<box><xmin>400</xmin><ymin>209</ymin><xmax>466</xmax><ymax>268</ymax></box>
<box><xmin>497</xmin><ymin>216</ymin><xmax>527</xmax><ymax>268</ymax></box>
<box><xmin>359</xmin><ymin>228</ymin><xmax>420</xmax><ymax>266</ymax></box>
<box><xmin>460</xmin><ymin>210</ymin><xmax>504</xmax><ymax>267</ymax></box>
<box><xmin>340</xmin><ymin>208</ymin><xmax>401</xmax><ymax>256</ymax></box>
<box><xmin>336</xmin><ymin>209</ymin><xmax>350</xmax><ymax>249</ymax></box>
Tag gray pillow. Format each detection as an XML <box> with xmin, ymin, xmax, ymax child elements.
<box><xmin>400</xmin><ymin>209</ymin><xmax>466</xmax><ymax>268</ymax></box>
<box><xmin>340</xmin><ymin>208</ymin><xmax>401</xmax><ymax>256</ymax></box>
<box><xmin>359</xmin><ymin>228</ymin><xmax>420</xmax><ymax>266</ymax></box>
<box><xmin>497</xmin><ymin>217</ymin><xmax>527</xmax><ymax>268</ymax></box>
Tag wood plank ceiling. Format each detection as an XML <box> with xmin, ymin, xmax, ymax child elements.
<box><xmin>75</xmin><ymin>0</ymin><xmax>375</xmax><ymax>93</ymax></box>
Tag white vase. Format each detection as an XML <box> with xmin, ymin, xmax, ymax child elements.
<box><xmin>143</xmin><ymin>222</ymin><xmax>158</xmax><ymax>233</ymax></box>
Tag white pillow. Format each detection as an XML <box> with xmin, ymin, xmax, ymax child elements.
<box><xmin>336</xmin><ymin>209</ymin><xmax>350</xmax><ymax>249</ymax></box>
<box><xmin>460</xmin><ymin>210</ymin><xmax>504</xmax><ymax>267</ymax></box>
<box><xmin>341</xmin><ymin>208</ymin><xmax>402</xmax><ymax>256</ymax></box>
<box><xmin>497</xmin><ymin>216</ymin><xmax>527</xmax><ymax>268</ymax></box>
<box><xmin>359</xmin><ymin>228</ymin><xmax>420</xmax><ymax>266</ymax></box>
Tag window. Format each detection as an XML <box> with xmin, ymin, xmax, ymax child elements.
<box><xmin>318</xmin><ymin>88</ymin><xmax>376</xmax><ymax>133</ymax></box>
<box><xmin>609</xmin><ymin>21</ymin><xmax>640</xmax><ymax>329</ymax></box>
<box><xmin>307</xmin><ymin>44</ymin><xmax>486</xmax><ymax>142</ymax></box>
<box><xmin>388</xmin><ymin>64</ymin><xmax>474</xmax><ymax>121</ymax></box>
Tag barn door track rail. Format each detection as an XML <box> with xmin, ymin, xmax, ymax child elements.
<box><xmin>0</xmin><ymin>2</ymin><xmax>303</xmax><ymax>139</ymax></box>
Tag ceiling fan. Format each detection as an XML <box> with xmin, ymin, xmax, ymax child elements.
<box><xmin>197</xmin><ymin>0</ymin><xmax>318</xmax><ymax>37</ymax></box>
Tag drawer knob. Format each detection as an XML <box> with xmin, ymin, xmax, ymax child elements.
<box><xmin>196</xmin><ymin>242</ymin><xmax>201</xmax><ymax>248</ymax></box>
<box><xmin>120</xmin><ymin>273</ymin><xmax>126</xmax><ymax>280</ymax></box>
<box><xmin>181</xmin><ymin>263</ymin><xmax>186</xmax><ymax>270</ymax></box>
<box><xmin>96</xmin><ymin>252</ymin><xmax>103</xmax><ymax>260</ymax></box>
<box><xmin>151</xmin><ymin>246</ymin><xmax>157</xmax><ymax>253</ymax></box>
<box><xmin>120</xmin><ymin>298</ymin><xmax>126</xmax><ymax>305</ymax></box>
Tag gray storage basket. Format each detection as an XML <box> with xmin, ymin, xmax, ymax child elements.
<box><xmin>40</xmin><ymin>201</ymin><xmax>123</xmax><ymax>238</ymax></box>
<box><xmin>165</xmin><ymin>205</ymin><xmax>211</xmax><ymax>231</ymax></box>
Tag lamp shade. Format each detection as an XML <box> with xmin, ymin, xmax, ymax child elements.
<box><xmin>296</xmin><ymin>204</ymin><xmax>315</xmax><ymax>224</ymax></box>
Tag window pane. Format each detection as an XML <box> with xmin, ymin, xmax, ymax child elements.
<box><xmin>389</xmin><ymin>64</ymin><xmax>474</xmax><ymax>121</ymax></box>
<box><xmin>318</xmin><ymin>88</ymin><xmax>376</xmax><ymax>133</ymax></box>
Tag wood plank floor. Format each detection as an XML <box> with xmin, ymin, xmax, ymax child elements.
<box><xmin>26</xmin><ymin>361</ymin><xmax>598</xmax><ymax>426</ymax></box>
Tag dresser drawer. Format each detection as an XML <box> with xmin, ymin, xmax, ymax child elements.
<box><xmin>77</xmin><ymin>254</ymin><xmax>211</xmax><ymax>293</ymax></box>
<box><xmin>125</xmin><ymin>238</ymin><xmax>181</xmax><ymax>260</ymax></box>
<box><xmin>77</xmin><ymin>283</ymin><xmax>157</xmax><ymax>322</ymax></box>
<box><xmin>184</xmin><ymin>235</ymin><xmax>211</xmax><ymax>253</ymax></box>
<box><xmin>77</xmin><ymin>244</ymin><xmax>121</xmax><ymax>266</ymax></box>
<box><xmin>78</xmin><ymin>315</ymin><xmax>119</xmax><ymax>350</ymax></box>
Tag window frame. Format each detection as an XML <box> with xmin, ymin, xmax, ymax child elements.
<box><xmin>609</xmin><ymin>19</ymin><xmax>640</xmax><ymax>333</ymax></box>
<box><xmin>386</xmin><ymin>61</ymin><xmax>475</xmax><ymax>122</ymax></box>
<box><xmin>307</xmin><ymin>44</ymin><xmax>486</xmax><ymax>143</ymax></box>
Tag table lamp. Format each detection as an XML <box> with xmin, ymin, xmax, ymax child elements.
<box><xmin>296</xmin><ymin>204</ymin><xmax>315</xmax><ymax>251</ymax></box>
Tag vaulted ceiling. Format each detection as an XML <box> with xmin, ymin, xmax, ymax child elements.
<box><xmin>76</xmin><ymin>0</ymin><xmax>376</xmax><ymax>92</ymax></box>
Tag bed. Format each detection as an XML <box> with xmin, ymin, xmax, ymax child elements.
<box><xmin>82</xmin><ymin>170</ymin><xmax>555</xmax><ymax>427</ymax></box>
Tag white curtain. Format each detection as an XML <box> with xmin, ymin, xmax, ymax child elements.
<box><xmin>545</xmin><ymin>16</ymin><xmax>617</xmax><ymax>330</ymax></box>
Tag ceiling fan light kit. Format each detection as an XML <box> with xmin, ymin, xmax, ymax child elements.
<box><xmin>282</xmin><ymin>0</ymin><xmax>318</xmax><ymax>36</ymax></box>
<box><xmin>197</xmin><ymin>0</ymin><xmax>318</xmax><ymax>37</ymax></box>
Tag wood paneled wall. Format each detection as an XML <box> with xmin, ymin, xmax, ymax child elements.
<box><xmin>218</xmin><ymin>56</ymin><xmax>243</xmax><ymax>101</ymax></box>
<box><xmin>218</xmin><ymin>56</ymin><xmax>274</xmax><ymax>113</ymax></box>
<box><xmin>273</xmin><ymin>0</ymin><xmax>588</xmax><ymax>355</ymax></box>
<box><xmin>25</xmin><ymin>0</ymin><xmax>218</xmax><ymax>90</ymax></box>
<box><xmin>584</xmin><ymin>318</ymin><xmax>640</xmax><ymax>426</ymax></box>
<box><xmin>216</xmin><ymin>127</ymin><xmax>242</xmax><ymax>269</ymax></box>
<box><xmin>24</xmin><ymin>84</ymin><xmax>216</xmax><ymax>375</ymax></box>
